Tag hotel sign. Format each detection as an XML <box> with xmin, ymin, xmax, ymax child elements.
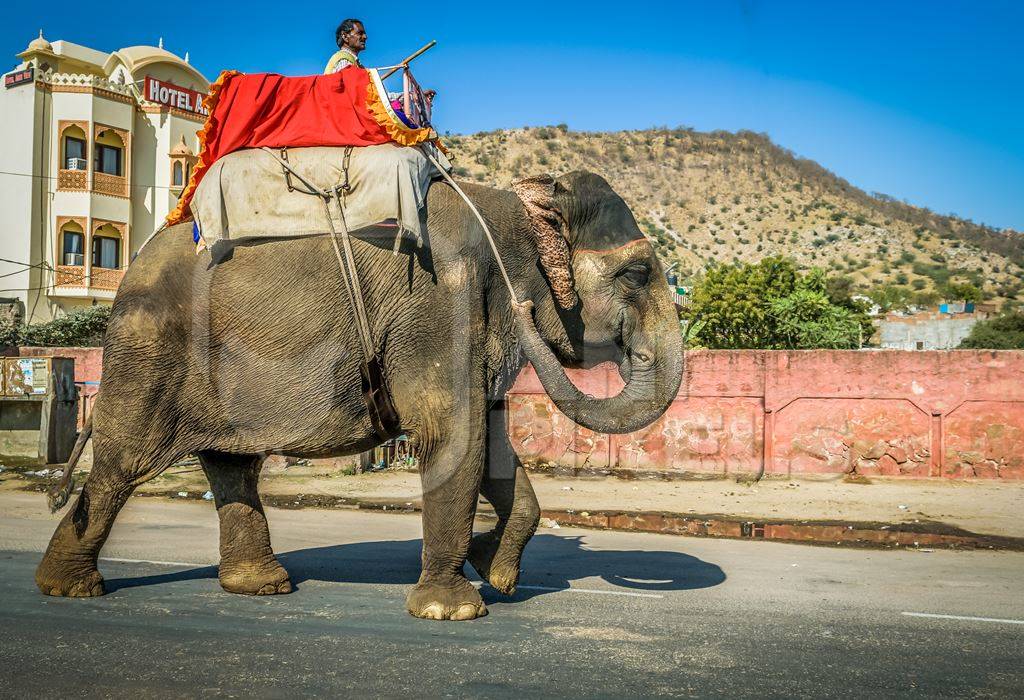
<box><xmin>4</xmin><ymin>67</ymin><xmax>33</xmax><ymax>89</ymax></box>
<box><xmin>144</xmin><ymin>76</ymin><xmax>208</xmax><ymax>116</ymax></box>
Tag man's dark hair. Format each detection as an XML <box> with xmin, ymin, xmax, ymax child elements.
<box><xmin>335</xmin><ymin>19</ymin><xmax>362</xmax><ymax>49</ymax></box>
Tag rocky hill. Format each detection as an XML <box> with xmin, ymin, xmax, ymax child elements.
<box><xmin>444</xmin><ymin>127</ymin><xmax>1024</xmax><ymax>306</ymax></box>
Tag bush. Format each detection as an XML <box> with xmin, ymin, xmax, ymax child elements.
<box><xmin>959</xmin><ymin>311</ymin><xmax>1024</xmax><ymax>349</ymax></box>
<box><xmin>17</xmin><ymin>306</ymin><xmax>112</xmax><ymax>347</ymax></box>
<box><xmin>0</xmin><ymin>317</ymin><xmax>20</xmax><ymax>349</ymax></box>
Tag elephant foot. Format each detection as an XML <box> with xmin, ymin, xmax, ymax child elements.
<box><xmin>468</xmin><ymin>531</ymin><xmax>521</xmax><ymax>595</ymax></box>
<box><xmin>406</xmin><ymin>576</ymin><xmax>488</xmax><ymax>621</ymax></box>
<box><xmin>219</xmin><ymin>559</ymin><xmax>292</xmax><ymax>596</ymax></box>
<box><xmin>36</xmin><ymin>559</ymin><xmax>105</xmax><ymax>598</ymax></box>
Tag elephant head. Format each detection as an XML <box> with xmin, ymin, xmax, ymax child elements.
<box><xmin>510</xmin><ymin>171</ymin><xmax>684</xmax><ymax>434</ymax></box>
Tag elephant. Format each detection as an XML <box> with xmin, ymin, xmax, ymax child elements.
<box><xmin>35</xmin><ymin>169</ymin><xmax>684</xmax><ymax>620</ymax></box>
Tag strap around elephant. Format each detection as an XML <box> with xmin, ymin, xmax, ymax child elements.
<box><xmin>259</xmin><ymin>147</ymin><xmax>400</xmax><ymax>440</ymax></box>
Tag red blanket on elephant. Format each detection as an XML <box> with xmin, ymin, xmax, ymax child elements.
<box><xmin>166</xmin><ymin>67</ymin><xmax>437</xmax><ymax>226</ymax></box>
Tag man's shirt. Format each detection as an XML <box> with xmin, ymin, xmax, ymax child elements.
<box><xmin>325</xmin><ymin>48</ymin><xmax>361</xmax><ymax>74</ymax></box>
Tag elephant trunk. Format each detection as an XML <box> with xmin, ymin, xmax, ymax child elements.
<box><xmin>512</xmin><ymin>300</ymin><xmax>684</xmax><ymax>435</ymax></box>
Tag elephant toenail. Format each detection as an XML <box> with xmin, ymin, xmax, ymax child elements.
<box><xmin>452</xmin><ymin>601</ymin><xmax>483</xmax><ymax>618</ymax></box>
<box><xmin>421</xmin><ymin>603</ymin><xmax>445</xmax><ymax>620</ymax></box>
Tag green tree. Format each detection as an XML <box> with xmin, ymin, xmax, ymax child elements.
<box><xmin>868</xmin><ymin>284</ymin><xmax>913</xmax><ymax>312</ymax></box>
<box><xmin>687</xmin><ymin>257</ymin><xmax>871</xmax><ymax>349</ymax></box>
<box><xmin>941</xmin><ymin>281</ymin><xmax>983</xmax><ymax>303</ymax></box>
<box><xmin>959</xmin><ymin>311</ymin><xmax>1024</xmax><ymax>349</ymax></box>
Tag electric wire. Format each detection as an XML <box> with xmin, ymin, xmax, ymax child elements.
<box><xmin>0</xmin><ymin>168</ymin><xmax>183</xmax><ymax>191</ymax></box>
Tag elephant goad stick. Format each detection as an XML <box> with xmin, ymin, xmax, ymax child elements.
<box><xmin>380</xmin><ymin>40</ymin><xmax>436</xmax><ymax>79</ymax></box>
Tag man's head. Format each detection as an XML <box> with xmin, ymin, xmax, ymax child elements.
<box><xmin>335</xmin><ymin>19</ymin><xmax>366</xmax><ymax>53</ymax></box>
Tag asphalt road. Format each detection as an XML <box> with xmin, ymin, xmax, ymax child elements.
<box><xmin>0</xmin><ymin>492</ymin><xmax>1021</xmax><ymax>698</ymax></box>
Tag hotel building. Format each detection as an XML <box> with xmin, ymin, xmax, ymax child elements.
<box><xmin>0</xmin><ymin>32</ymin><xmax>210</xmax><ymax>323</ymax></box>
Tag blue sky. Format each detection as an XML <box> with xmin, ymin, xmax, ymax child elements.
<box><xmin>5</xmin><ymin>1</ymin><xmax>1022</xmax><ymax>229</ymax></box>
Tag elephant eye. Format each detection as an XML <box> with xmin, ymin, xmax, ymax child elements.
<box><xmin>618</xmin><ymin>263</ymin><xmax>650</xmax><ymax>289</ymax></box>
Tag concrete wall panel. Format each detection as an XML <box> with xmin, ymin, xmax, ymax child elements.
<box><xmin>944</xmin><ymin>402</ymin><xmax>1024</xmax><ymax>479</ymax></box>
<box><xmin>771</xmin><ymin>398</ymin><xmax>931</xmax><ymax>477</ymax></box>
<box><xmin>508</xmin><ymin>350</ymin><xmax>1024</xmax><ymax>480</ymax></box>
<box><xmin>612</xmin><ymin>397</ymin><xmax>763</xmax><ymax>475</ymax></box>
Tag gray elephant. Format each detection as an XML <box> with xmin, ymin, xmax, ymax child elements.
<box><xmin>35</xmin><ymin>171</ymin><xmax>684</xmax><ymax>620</ymax></box>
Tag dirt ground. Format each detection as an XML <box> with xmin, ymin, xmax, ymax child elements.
<box><xmin>3</xmin><ymin>449</ymin><xmax>1021</xmax><ymax>539</ymax></box>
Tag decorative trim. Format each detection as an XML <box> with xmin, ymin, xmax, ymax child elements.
<box><xmin>57</xmin><ymin>119</ymin><xmax>89</xmax><ymax>136</ymax></box>
<box><xmin>57</xmin><ymin>169</ymin><xmax>88</xmax><ymax>191</ymax></box>
<box><xmin>166</xmin><ymin>69</ymin><xmax>240</xmax><ymax>226</ymax></box>
<box><xmin>138</xmin><ymin>103</ymin><xmax>206</xmax><ymax>122</ymax></box>
<box><xmin>38</xmin><ymin>81</ymin><xmax>134</xmax><ymax>104</ymax></box>
<box><xmin>92</xmin><ymin>218</ymin><xmax>127</xmax><ymax>237</ymax></box>
<box><xmin>56</xmin><ymin>215</ymin><xmax>88</xmax><ymax>230</ymax></box>
<box><xmin>94</xmin><ymin>122</ymin><xmax>128</xmax><ymax>143</ymax></box>
<box><xmin>365</xmin><ymin>69</ymin><xmax>436</xmax><ymax>146</ymax></box>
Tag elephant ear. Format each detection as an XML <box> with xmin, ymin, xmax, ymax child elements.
<box><xmin>511</xmin><ymin>174</ymin><xmax>578</xmax><ymax>310</ymax></box>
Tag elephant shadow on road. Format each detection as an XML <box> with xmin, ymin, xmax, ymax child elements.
<box><xmin>105</xmin><ymin>533</ymin><xmax>725</xmax><ymax>600</ymax></box>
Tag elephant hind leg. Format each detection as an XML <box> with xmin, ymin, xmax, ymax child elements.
<box><xmin>470</xmin><ymin>465</ymin><xmax>540</xmax><ymax>595</ymax></box>
<box><xmin>36</xmin><ymin>437</ymin><xmax>179</xmax><ymax>597</ymax></box>
<box><xmin>198</xmin><ymin>451</ymin><xmax>291</xmax><ymax>596</ymax></box>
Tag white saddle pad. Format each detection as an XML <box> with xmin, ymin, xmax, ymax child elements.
<box><xmin>190</xmin><ymin>143</ymin><xmax>449</xmax><ymax>253</ymax></box>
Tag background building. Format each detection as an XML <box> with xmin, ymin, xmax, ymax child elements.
<box><xmin>0</xmin><ymin>33</ymin><xmax>208</xmax><ymax>323</ymax></box>
<box><xmin>878</xmin><ymin>309</ymin><xmax>984</xmax><ymax>350</ymax></box>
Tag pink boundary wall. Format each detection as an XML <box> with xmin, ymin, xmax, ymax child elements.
<box><xmin>508</xmin><ymin>350</ymin><xmax>1024</xmax><ymax>480</ymax></box>
<box><xmin>23</xmin><ymin>347</ymin><xmax>1024</xmax><ymax>479</ymax></box>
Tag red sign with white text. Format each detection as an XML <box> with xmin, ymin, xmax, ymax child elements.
<box><xmin>4</xmin><ymin>67</ymin><xmax>33</xmax><ymax>89</ymax></box>
<box><xmin>144</xmin><ymin>76</ymin><xmax>208</xmax><ymax>116</ymax></box>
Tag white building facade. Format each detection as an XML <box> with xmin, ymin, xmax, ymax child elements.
<box><xmin>0</xmin><ymin>33</ymin><xmax>209</xmax><ymax>323</ymax></box>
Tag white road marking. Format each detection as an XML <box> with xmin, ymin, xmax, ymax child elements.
<box><xmin>100</xmin><ymin>557</ymin><xmax>664</xmax><ymax>599</ymax></box>
<box><xmin>516</xmin><ymin>584</ymin><xmax>663</xmax><ymax>599</ymax></box>
<box><xmin>478</xmin><ymin>582</ymin><xmax>663</xmax><ymax>599</ymax></box>
<box><xmin>902</xmin><ymin>612</ymin><xmax>1024</xmax><ymax>625</ymax></box>
<box><xmin>101</xmin><ymin>556</ymin><xmax>210</xmax><ymax>568</ymax></box>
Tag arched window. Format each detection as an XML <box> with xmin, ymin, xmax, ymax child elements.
<box><xmin>94</xmin><ymin>129</ymin><xmax>125</xmax><ymax>176</ymax></box>
<box><xmin>60</xmin><ymin>124</ymin><xmax>88</xmax><ymax>170</ymax></box>
<box><xmin>172</xmin><ymin>161</ymin><xmax>184</xmax><ymax>187</ymax></box>
<box><xmin>91</xmin><ymin>223</ymin><xmax>122</xmax><ymax>269</ymax></box>
<box><xmin>60</xmin><ymin>222</ymin><xmax>85</xmax><ymax>266</ymax></box>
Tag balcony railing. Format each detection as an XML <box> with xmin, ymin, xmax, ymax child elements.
<box><xmin>55</xmin><ymin>265</ymin><xmax>87</xmax><ymax>287</ymax></box>
<box><xmin>57</xmin><ymin>169</ymin><xmax>87</xmax><ymax>191</ymax></box>
<box><xmin>93</xmin><ymin>172</ymin><xmax>128</xmax><ymax>198</ymax></box>
<box><xmin>90</xmin><ymin>267</ymin><xmax>124</xmax><ymax>291</ymax></box>
<box><xmin>53</xmin><ymin>265</ymin><xmax>124</xmax><ymax>292</ymax></box>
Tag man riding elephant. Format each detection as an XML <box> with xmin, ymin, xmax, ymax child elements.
<box><xmin>35</xmin><ymin>169</ymin><xmax>684</xmax><ymax>620</ymax></box>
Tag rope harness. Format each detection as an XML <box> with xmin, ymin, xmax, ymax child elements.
<box><xmin>259</xmin><ymin>145</ymin><xmax>524</xmax><ymax>441</ymax></box>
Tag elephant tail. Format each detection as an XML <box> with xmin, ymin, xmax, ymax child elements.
<box><xmin>47</xmin><ymin>413</ymin><xmax>93</xmax><ymax>513</ymax></box>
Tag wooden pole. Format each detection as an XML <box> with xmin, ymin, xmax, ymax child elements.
<box><xmin>381</xmin><ymin>40</ymin><xmax>436</xmax><ymax>79</ymax></box>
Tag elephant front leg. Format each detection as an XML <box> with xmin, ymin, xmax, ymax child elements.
<box><xmin>198</xmin><ymin>451</ymin><xmax>292</xmax><ymax>596</ymax></box>
<box><xmin>468</xmin><ymin>401</ymin><xmax>541</xmax><ymax>595</ymax></box>
<box><xmin>408</xmin><ymin>423</ymin><xmax>488</xmax><ymax>621</ymax></box>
